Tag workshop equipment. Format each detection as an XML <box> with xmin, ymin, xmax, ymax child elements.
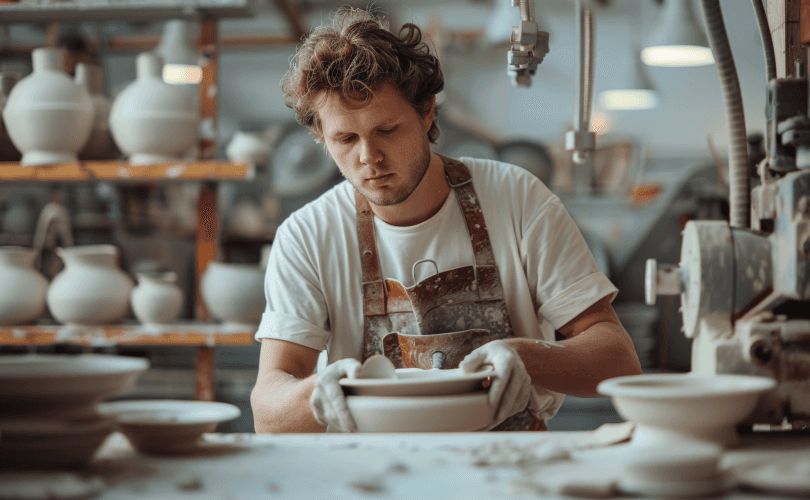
<box><xmin>645</xmin><ymin>0</ymin><xmax>810</xmax><ymax>427</ymax></box>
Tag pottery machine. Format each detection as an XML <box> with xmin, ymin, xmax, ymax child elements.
<box><xmin>503</xmin><ymin>0</ymin><xmax>810</xmax><ymax>427</ymax></box>
<box><xmin>642</xmin><ymin>2</ymin><xmax>810</xmax><ymax>428</ymax></box>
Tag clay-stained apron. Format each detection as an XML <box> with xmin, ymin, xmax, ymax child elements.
<box><xmin>357</xmin><ymin>155</ymin><xmax>546</xmax><ymax>432</ymax></box>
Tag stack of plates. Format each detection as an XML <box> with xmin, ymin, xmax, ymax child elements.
<box><xmin>0</xmin><ymin>354</ymin><xmax>149</xmax><ymax>468</ymax></box>
<box><xmin>339</xmin><ymin>368</ymin><xmax>495</xmax><ymax>433</ymax></box>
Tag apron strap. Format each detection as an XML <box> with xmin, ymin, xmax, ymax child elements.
<box><xmin>438</xmin><ymin>155</ymin><xmax>497</xmax><ymax>268</ymax></box>
<box><xmin>355</xmin><ymin>190</ymin><xmax>386</xmax><ymax>316</ymax></box>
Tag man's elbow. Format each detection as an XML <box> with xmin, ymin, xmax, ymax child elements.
<box><xmin>251</xmin><ymin>385</ymin><xmax>275</xmax><ymax>434</ymax></box>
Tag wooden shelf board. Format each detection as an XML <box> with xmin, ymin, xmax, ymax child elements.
<box><xmin>0</xmin><ymin>0</ymin><xmax>254</xmax><ymax>23</ymax></box>
<box><xmin>0</xmin><ymin>322</ymin><xmax>256</xmax><ymax>346</ymax></box>
<box><xmin>0</xmin><ymin>160</ymin><xmax>255</xmax><ymax>182</ymax></box>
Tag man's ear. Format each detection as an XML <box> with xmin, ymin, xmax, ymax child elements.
<box><xmin>422</xmin><ymin>96</ymin><xmax>436</xmax><ymax>130</ymax></box>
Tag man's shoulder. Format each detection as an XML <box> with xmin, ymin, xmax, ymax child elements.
<box><xmin>278</xmin><ymin>180</ymin><xmax>355</xmax><ymax>238</ymax></box>
<box><xmin>457</xmin><ymin>156</ymin><xmax>555</xmax><ymax>205</ymax></box>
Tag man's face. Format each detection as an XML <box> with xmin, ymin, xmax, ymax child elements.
<box><xmin>316</xmin><ymin>83</ymin><xmax>434</xmax><ymax>207</ymax></box>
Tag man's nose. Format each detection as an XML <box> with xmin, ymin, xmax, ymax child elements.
<box><xmin>359</xmin><ymin>139</ymin><xmax>383</xmax><ymax>166</ymax></box>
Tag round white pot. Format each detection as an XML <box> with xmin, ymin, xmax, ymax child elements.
<box><xmin>200</xmin><ymin>262</ymin><xmax>265</xmax><ymax>328</ymax></box>
<box><xmin>225</xmin><ymin>131</ymin><xmax>271</xmax><ymax>164</ymax></box>
<box><xmin>109</xmin><ymin>52</ymin><xmax>198</xmax><ymax>165</ymax></box>
<box><xmin>75</xmin><ymin>63</ymin><xmax>118</xmax><ymax>161</ymax></box>
<box><xmin>2</xmin><ymin>48</ymin><xmax>94</xmax><ymax>166</ymax></box>
<box><xmin>0</xmin><ymin>246</ymin><xmax>48</xmax><ymax>325</ymax></box>
<box><xmin>131</xmin><ymin>271</ymin><xmax>184</xmax><ymax>326</ymax></box>
<box><xmin>47</xmin><ymin>245</ymin><xmax>135</xmax><ymax>325</ymax></box>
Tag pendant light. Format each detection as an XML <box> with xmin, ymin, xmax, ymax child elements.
<box><xmin>641</xmin><ymin>0</ymin><xmax>713</xmax><ymax>67</ymax></box>
<box><xmin>155</xmin><ymin>20</ymin><xmax>203</xmax><ymax>85</ymax></box>
<box><xmin>599</xmin><ymin>49</ymin><xmax>659</xmax><ymax>110</ymax></box>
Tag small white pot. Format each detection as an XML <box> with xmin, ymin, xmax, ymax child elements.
<box><xmin>75</xmin><ymin>63</ymin><xmax>118</xmax><ymax>161</ymax></box>
<box><xmin>0</xmin><ymin>246</ymin><xmax>48</xmax><ymax>325</ymax></box>
<box><xmin>47</xmin><ymin>244</ymin><xmax>135</xmax><ymax>325</ymax></box>
<box><xmin>200</xmin><ymin>262</ymin><xmax>264</xmax><ymax>328</ymax></box>
<box><xmin>109</xmin><ymin>52</ymin><xmax>198</xmax><ymax>165</ymax></box>
<box><xmin>131</xmin><ymin>271</ymin><xmax>184</xmax><ymax>326</ymax></box>
<box><xmin>225</xmin><ymin>131</ymin><xmax>271</xmax><ymax>164</ymax></box>
<box><xmin>2</xmin><ymin>48</ymin><xmax>94</xmax><ymax>166</ymax></box>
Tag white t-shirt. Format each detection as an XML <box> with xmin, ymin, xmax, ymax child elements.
<box><xmin>256</xmin><ymin>157</ymin><xmax>618</xmax><ymax>419</ymax></box>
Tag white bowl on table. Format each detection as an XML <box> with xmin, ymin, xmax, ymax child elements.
<box><xmin>598</xmin><ymin>373</ymin><xmax>776</xmax><ymax>448</ymax></box>
<box><xmin>346</xmin><ymin>391</ymin><xmax>493</xmax><ymax>433</ymax></box>
<box><xmin>98</xmin><ymin>400</ymin><xmax>241</xmax><ymax>455</ymax></box>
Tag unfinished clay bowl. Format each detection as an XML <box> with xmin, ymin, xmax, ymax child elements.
<box><xmin>97</xmin><ymin>400</ymin><xmax>240</xmax><ymax>455</ymax></box>
<box><xmin>346</xmin><ymin>391</ymin><xmax>492</xmax><ymax>432</ymax></box>
<box><xmin>341</xmin><ymin>367</ymin><xmax>494</xmax><ymax>397</ymax></box>
<box><xmin>598</xmin><ymin>373</ymin><xmax>776</xmax><ymax>448</ymax></box>
<box><xmin>0</xmin><ymin>354</ymin><xmax>149</xmax><ymax>419</ymax></box>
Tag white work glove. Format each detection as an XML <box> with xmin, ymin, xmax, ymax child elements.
<box><xmin>310</xmin><ymin>358</ymin><xmax>362</xmax><ymax>432</ymax></box>
<box><xmin>459</xmin><ymin>340</ymin><xmax>532</xmax><ymax>430</ymax></box>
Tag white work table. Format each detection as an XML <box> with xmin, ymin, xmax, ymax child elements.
<box><xmin>45</xmin><ymin>429</ymin><xmax>810</xmax><ymax>500</ymax></box>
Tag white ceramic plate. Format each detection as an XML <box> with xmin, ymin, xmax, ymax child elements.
<box><xmin>346</xmin><ymin>391</ymin><xmax>492</xmax><ymax>432</ymax></box>
<box><xmin>98</xmin><ymin>400</ymin><xmax>241</xmax><ymax>454</ymax></box>
<box><xmin>340</xmin><ymin>367</ymin><xmax>494</xmax><ymax>397</ymax></box>
<box><xmin>0</xmin><ymin>354</ymin><xmax>149</xmax><ymax>419</ymax></box>
<box><xmin>729</xmin><ymin>459</ymin><xmax>810</xmax><ymax>496</ymax></box>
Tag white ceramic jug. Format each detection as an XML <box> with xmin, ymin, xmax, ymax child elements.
<box><xmin>200</xmin><ymin>261</ymin><xmax>265</xmax><ymax>328</ymax></box>
<box><xmin>1</xmin><ymin>48</ymin><xmax>94</xmax><ymax>166</ymax></box>
<box><xmin>75</xmin><ymin>63</ymin><xmax>118</xmax><ymax>160</ymax></box>
<box><xmin>47</xmin><ymin>244</ymin><xmax>135</xmax><ymax>325</ymax></box>
<box><xmin>0</xmin><ymin>246</ymin><xmax>48</xmax><ymax>325</ymax></box>
<box><xmin>131</xmin><ymin>271</ymin><xmax>184</xmax><ymax>326</ymax></box>
<box><xmin>225</xmin><ymin>131</ymin><xmax>271</xmax><ymax>165</ymax></box>
<box><xmin>109</xmin><ymin>52</ymin><xmax>198</xmax><ymax>165</ymax></box>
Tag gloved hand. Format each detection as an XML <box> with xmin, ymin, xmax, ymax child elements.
<box><xmin>459</xmin><ymin>340</ymin><xmax>532</xmax><ymax>430</ymax></box>
<box><xmin>310</xmin><ymin>358</ymin><xmax>362</xmax><ymax>432</ymax></box>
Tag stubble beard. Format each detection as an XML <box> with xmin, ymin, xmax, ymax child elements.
<box><xmin>352</xmin><ymin>140</ymin><xmax>432</xmax><ymax>207</ymax></box>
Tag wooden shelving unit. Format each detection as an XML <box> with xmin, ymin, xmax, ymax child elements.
<box><xmin>0</xmin><ymin>1</ymin><xmax>261</xmax><ymax>402</ymax></box>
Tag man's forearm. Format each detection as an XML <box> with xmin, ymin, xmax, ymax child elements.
<box><xmin>506</xmin><ymin>321</ymin><xmax>641</xmax><ymax>398</ymax></box>
<box><xmin>251</xmin><ymin>370</ymin><xmax>325</xmax><ymax>433</ymax></box>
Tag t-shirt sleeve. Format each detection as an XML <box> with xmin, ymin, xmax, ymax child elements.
<box><xmin>254</xmin><ymin>220</ymin><xmax>330</xmax><ymax>351</ymax></box>
<box><xmin>522</xmin><ymin>197</ymin><xmax>618</xmax><ymax>330</ymax></box>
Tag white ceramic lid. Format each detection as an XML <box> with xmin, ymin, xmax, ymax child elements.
<box><xmin>340</xmin><ymin>367</ymin><xmax>495</xmax><ymax>397</ymax></box>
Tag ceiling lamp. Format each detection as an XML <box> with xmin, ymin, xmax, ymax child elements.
<box><xmin>600</xmin><ymin>50</ymin><xmax>659</xmax><ymax>110</ymax></box>
<box><xmin>641</xmin><ymin>0</ymin><xmax>713</xmax><ymax>67</ymax></box>
<box><xmin>155</xmin><ymin>20</ymin><xmax>203</xmax><ymax>85</ymax></box>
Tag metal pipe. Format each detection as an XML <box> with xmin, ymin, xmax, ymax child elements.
<box><xmin>572</xmin><ymin>1</ymin><xmax>594</xmax><ymax>165</ymax></box>
<box><xmin>751</xmin><ymin>0</ymin><xmax>776</xmax><ymax>84</ymax></box>
<box><xmin>700</xmin><ymin>0</ymin><xmax>750</xmax><ymax>229</ymax></box>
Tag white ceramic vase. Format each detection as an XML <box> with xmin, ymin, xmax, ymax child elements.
<box><xmin>0</xmin><ymin>246</ymin><xmax>48</xmax><ymax>325</ymax></box>
<box><xmin>109</xmin><ymin>52</ymin><xmax>198</xmax><ymax>165</ymax></box>
<box><xmin>1</xmin><ymin>48</ymin><xmax>94</xmax><ymax>166</ymax></box>
<box><xmin>200</xmin><ymin>262</ymin><xmax>265</xmax><ymax>328</ymax></box>
<box><xmin>75</xmin><ymin>63</ymin><xmax>118</xmax><ymax>160</ymax></box>
<box><xmin>131</xmin><ymin>271</ymin><xmax>184</xmax><ymax>326</ymax></box>
<box><xmin>47</xmin><ymin>244</ymin><xmax>135</xmax><ymax>325</ymax></box>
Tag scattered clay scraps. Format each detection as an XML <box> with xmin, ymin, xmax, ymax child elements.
<box><xmin>0</xmin><ymin>472</ymin><xmax>105</xmax><ymax>500</ymax></box>
<box><xmin>348</xmin><ymin>475</ymin><xmax>386</xmax><ymax>494</ymax></box>
<box><xmin>265</xmin><ymin>481</ymin><xmax>281</xmax><ymax>493</ymax></box>
<box><xmin>385</xmin><ymin>461</ymin><xmax>410</xmax><ymax>474</ymax></box>
<box><xmin>175</xmin><ymin>472</ymin><xmax>204</xmax><ymax>491</ymax></box>
<box><xmin>469</xmin><ymin>440</ymin><xmax>571</xmax><ymax>468</ymax></box>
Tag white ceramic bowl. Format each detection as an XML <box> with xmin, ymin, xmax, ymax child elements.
<box><xmin>98</xmin><ymin>400</ymin><xmax>241</xmax><ymax>454</ymax></box>
<box><xmin>346</xmin><ymin>391</ymin><xmax>493</xmax><ymax>432</ymax></box>
<box><xmin>598</xmin><ymin>373</ymin><xmax>776</xmax><ymax>448</ymax></box>
<box><xmin>0</xmin><ymin>354</ymin><xmax>149</xmax><ymax>419</ymax></box>
<box><xmin>200</xmin><ymin>262</ymin><xmax>265</xmax><ymax>328</ymax></box>
<box><xmin>0</xmin><ymin>416</ymin><xmax>115</xmax><ymax>468</ymax></box>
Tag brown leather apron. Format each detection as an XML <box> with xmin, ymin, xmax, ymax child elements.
<box><xmin>356</xmin><ymin>155</ymin><xmax>546</xmax><ymax>432</ymax></box>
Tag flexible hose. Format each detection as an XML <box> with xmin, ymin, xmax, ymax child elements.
<box><xmin>519</xmin><ymin>0</ymin><xmax>535</xmax><ymax>23</ymax></box>
<box><xmin>751</xmin><ymin>0</ymin><xmax>776</xmax><ymax>83</ymax></box>
<box><xmin>700</xmin><ymin>0</ymin><xmax>750</xmax><ymax>229</ymax></box>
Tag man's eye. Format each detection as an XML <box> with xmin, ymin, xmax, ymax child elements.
<box><xmin>339</xmin><ymin>136</ymin><xmax>355</xmax><ymax>144</ymax></box>
<box><xmin>379</xmin><ymin>127</ymin><xmax>396</xmax><ymax>135</ymax></box>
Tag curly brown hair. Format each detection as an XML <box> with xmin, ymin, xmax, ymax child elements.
<box><xmin>281</xmin><ymin>7</ymin><xmax>444</xmax><ymax>143</ymax></box>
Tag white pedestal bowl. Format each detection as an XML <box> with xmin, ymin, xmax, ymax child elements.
<box><xmin>598</xmin><ymin>373</ymin><xmax>776</xmax><ymax>448</ymax></box>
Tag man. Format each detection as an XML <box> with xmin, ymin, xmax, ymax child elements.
<box><xmin>251</xmin><ymin>7</ymin><xmax>641</xmax><ymax>433</ymax></box>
